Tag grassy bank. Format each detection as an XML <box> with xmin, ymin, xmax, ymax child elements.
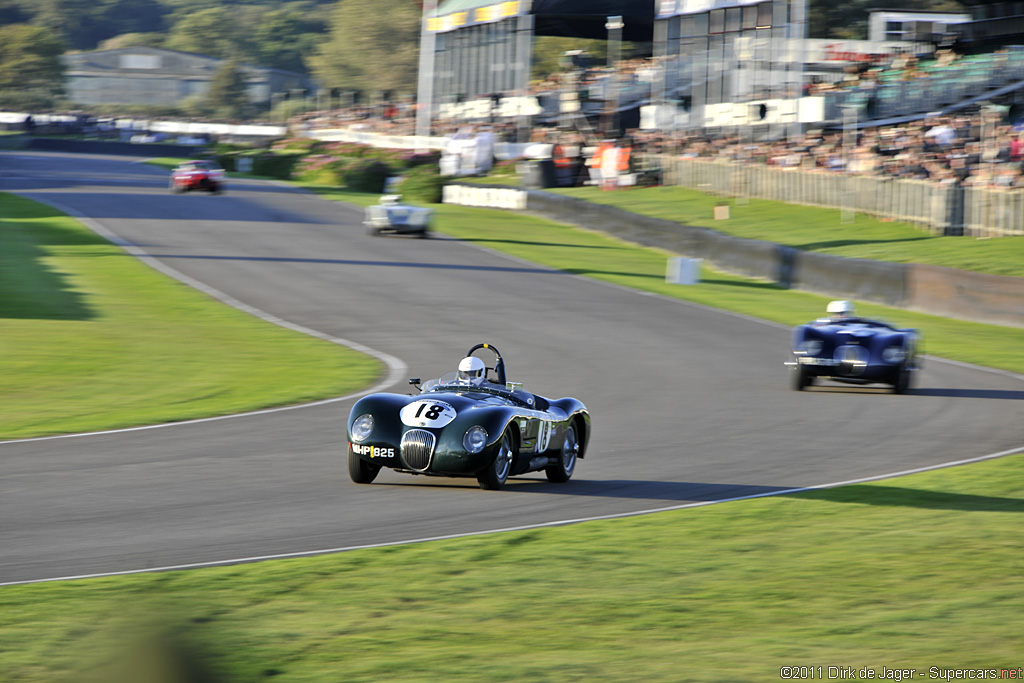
<box><xmin>0</xmin><ymin>193</ymin><xmax>381</xmax><ymax>439</ymax></box>
<box><xmin>2</xmin><ymin>451</ymin><xmax>1021</xmax><ymax>681</ymax></box>
<box><xmin>554</xmin><ymin>185</ymin><xmax>1024</xmax><ymax>278</ymax></box>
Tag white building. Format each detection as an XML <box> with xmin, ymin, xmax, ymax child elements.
<box><xmin>63</xmin><ymin>46</ymin><xmax>310</xmax><ymax>107</ymax></box>
<box><xmin>867</xmin><ymin>9</ymin><xmax>971</xmax><ymax>44</ymax></box>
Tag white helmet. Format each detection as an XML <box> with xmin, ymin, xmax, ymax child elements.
<box><xmin>458</xmin><ymin>356</ymin><xmax>486</xmax><ymax>381</ymax></box>
<box><xmin>826</xmin><ymin>300</ymin><xmax>856</xmax><ymax>318</ymax></box>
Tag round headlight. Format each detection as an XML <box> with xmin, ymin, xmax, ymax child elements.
<box><xmin>800</xmin><ymin>339</ymin><xmax>823</xmax><ymax>355</ymax></box>
<box><xmin>350</xmin><ymin>414</ymin><xmax>374</xmax><ymax>442</ymax></box>
<box><xmin>882</xmin><ymin>346</ymin><xmax>906</xmax><ymax>363</ymax></box>
<box><xmin>463</xmin><ymin>426</ymin><xmax>488</xmax><ymax>454</ymax></box>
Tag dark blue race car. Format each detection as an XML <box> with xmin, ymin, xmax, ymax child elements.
<box><xmin>785</xmin><ymin>301</ymin><xmax>922</xmax><ymax>394</ymax></box>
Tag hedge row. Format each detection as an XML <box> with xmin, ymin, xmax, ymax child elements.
<box><xmin>210</xmin><ymin>139</ymin><xmax>446</xmax><ymax>203</ymax></box>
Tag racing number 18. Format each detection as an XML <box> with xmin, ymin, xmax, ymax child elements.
<box><xmin>415</xmin><ymin>404</ymin><xmax>444</xmax><ymax>420</ymax></box>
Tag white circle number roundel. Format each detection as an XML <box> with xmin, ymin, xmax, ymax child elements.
<box><xmin>400</xmin><ymin>399</ymin><xmax>458</xmax><ymax>428</ymax></box>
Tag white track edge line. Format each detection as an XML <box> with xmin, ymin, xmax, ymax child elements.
<box><xmin>4</xmin><ymin>442</ymin><xmax>1023</xmax><ymax>587</ymax></box>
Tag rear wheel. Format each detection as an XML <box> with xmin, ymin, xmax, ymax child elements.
<box><xmin>477</xmin><ymin>429</ymin><xmax>515</xmax><ymax>490</ymax></box>
<box><xmin>348</xmin><ymin>450</ymin><xmax>381</xmax><ymax>484</ymax></box>
<box><xmin>546</xmin><ymin>421</ymin><xmax>578</xmax><ymax>483</ymax></box>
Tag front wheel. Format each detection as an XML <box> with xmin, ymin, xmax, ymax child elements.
<box><xmin>546</xmin><ymin>421</ymin><xmax>578</xmax><ymax>483</ymax></box>
<box><xmin>791</xmin><ymin>364</ymin><xmax>812</xmax><ymax>391</ymax></box>
<box><xmin>892</xmin><ymin>364</ymin><xmax>912</xmax><ymax>394</ymax></box>
<box><xmin>349</xmin><ymin>450</ymin><xmax>381</xmax><ymax>484</ymax></box>
<box><xmin>477</xmin><ymin>429</ymin><xmax>515</xmax><ymax>490</ymax></box>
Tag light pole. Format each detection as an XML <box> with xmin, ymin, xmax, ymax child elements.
<box><xmin>841</xmin><ymin>103</ymin><xmax>858</xmax><ymax>224</ymax></box>
<box><xmin>415</xmin><ymin>0</ymin><xmax>439</xmax><ymax>142</ymax></box>
<box><xmin>605</xmin><ymin>15</ymin><xmax>624</xmax><ymax>137</ymax></box>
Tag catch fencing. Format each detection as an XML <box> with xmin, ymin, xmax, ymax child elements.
<box><xmin>657</xmin><ymin>156</ymin><xmax>1024</xmax><ymax>238</ymax></box>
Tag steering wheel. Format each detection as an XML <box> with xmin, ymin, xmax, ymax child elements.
<box><xmin>465</xmin><ymin>343</ymin><xmax>506</xmax><ymax>386</ymax></box>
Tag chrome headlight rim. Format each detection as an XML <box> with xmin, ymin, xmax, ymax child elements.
<box><xmin>882</xmin><ymin>345</ymin><xmax>907</xmax><ymax>364</ymax></box>
<box><xmin>799</xmin><ymin>339</ymin><xmax>823</xmax><ymax>356</ymax></box>
<box><xmin>351</xmin><ymin>414</ymin><xmax>374</xmax><ymax>443</ymax></box>
<box><xmin>463</xmin><ymin>425</ymin><xmax>488</xmax><ymax>454</ymax></box>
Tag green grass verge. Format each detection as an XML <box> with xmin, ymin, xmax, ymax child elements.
<box><xmin>463</xmin><ymin>174</ymin><xmax>1024</xmax><ymax>277</ymax></box>
<box><xmin>144</xmin><ymin>157</ymin><xmax>186</xmax><ymax>171</ymax></box>
<box><xmin>554</xmin><ymin>185</ymin><xmax>1024</xmax><ymax>278</ymax></box>
<box><xmin>0</xmin><ymin>193</ymin><xmax>382</xmax><ymax>439</ymax></box>
<box><xmin>3</xmin><ymin>453</ymin><xmax>1022</xmax><ymax>681</ymax></box>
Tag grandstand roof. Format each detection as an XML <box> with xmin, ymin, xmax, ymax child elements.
<box><xmin>430</xmin><ymin>0</ymin><xmax>655</xmax><ymax>41</ymax></box>
<box><xmin>532</xmin><ymin>0</ymin><xmax>655</xmax><ymax>41</ymax></box>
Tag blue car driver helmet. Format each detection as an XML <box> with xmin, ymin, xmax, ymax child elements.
<box><xmin>826</xmin><ymin>300</ymin><xmax>856</xmax><ymax>320</ymax></box>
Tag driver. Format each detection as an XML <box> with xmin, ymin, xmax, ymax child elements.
<box><xmin>457</xmin><ymin>356</ymin><xmax>486</xmax><ymax>383</ymax></box>
<box><xmin>826</xmin><ymin>300</ymin><xmax>858</xmax><ymax>321</ymax></box>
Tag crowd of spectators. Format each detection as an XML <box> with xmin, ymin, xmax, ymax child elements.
<box><xmin>293</xmin><ymin>97</ymin><xmax>1024</xmax><ymax>191</ymax></box>
<box><xmin>258</xmin><ymin>43</ymin><xmax>1024</xmax><ymax>191</ymax></box>
<box><xmin>623</xmin><ymin>113</ymin><xmax>1024</xmax><ymax>190</ymax></box>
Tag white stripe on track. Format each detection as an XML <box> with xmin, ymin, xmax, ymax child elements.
<box><xmin>3</xmin><ymin>442</ymin><xmax>1022</xmax><ymax>587</ymax></box>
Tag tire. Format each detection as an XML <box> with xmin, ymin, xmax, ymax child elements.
<box><xmin>477</xmin><ymin>428</ymin><xmax>515</xmax><ymax>491</ymax></box>
<box><xmin>546</xmin><ymin>421</ymin><xmax>579</xmax><ymax>483</ymax></box>
<box><xmin>892</xmin><ymin>364</ymin><xmax>912</xmax><ymax>394</ymax></box>
<box><xmin>791</xmin><ymin>364</ymin><xmax>812</xmax><ymax>391</ymax></box>
<box><xmin>170</xmin><ymin>181</ymin><xmax>184</xmax><ymax>194</ymax></box>
<box><xmin>348</xmin><ymin>449</ymin><xmax>381</xmax><ymax>484</ymax></box>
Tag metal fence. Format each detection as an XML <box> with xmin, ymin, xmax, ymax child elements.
<box><xmin>962</xmin><ymin>187</ymin><xmax>1024</xmax><ymax>237</ymax></box>
<box><xmin>657</xmin><ymin>156</ymin><xmax>1024</xmax><ymax>237</ymax></box>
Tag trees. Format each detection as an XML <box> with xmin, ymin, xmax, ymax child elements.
<box><xmin>809</xmin><ymin>0</ymin><xmax>965</xmax><ymax>39</ymax></box>
<box><xmin>98</xmin><ymin>32</ymin><xmax>167</xmax><ymax>51</ymax></box>
<box><xmin>310</xmin><ymin>0</ymin><xmax>421</xmax><ymax>98</ymax></box>
<box><xmin>0</xmin><ymin>23</ymin><xmax>66</xmax><ymax>109</ymax></box>
<box><xmin>253</xmin><ymin>8</ymin><xmax>322</xmax><ymax>74</ymax></box>
<box><xmin>33</xmin><ymin>0</ymin><xmax>166</xmax><ymax>51</ymax></box>
<box><xmin>205</xmin><ymin>59</ymin><xmax>251</xmax><ymax>120</ymax></box>
<box><xmin>164</xmin><ymin>7</ymin><xmax>251</xmax><ymax>60</ymax></box>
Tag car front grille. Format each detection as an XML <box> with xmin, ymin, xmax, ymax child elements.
<box><xmin>834</xmin><ymin>344</ymin><xmax>868</xmax><ymax>376</ymax></box>
<box><xmin>401</xmin><ymin>429</ymin><xmax>436</xmax><ymax>471</ymax></box>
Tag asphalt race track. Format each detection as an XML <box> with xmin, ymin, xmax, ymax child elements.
<box><xmin>2</xmin><ymin>151</ymin><xmax>1023</xmax><ymax>585</ymax></box>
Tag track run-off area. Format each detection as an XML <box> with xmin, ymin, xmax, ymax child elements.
<box><xmin>2</xmin><ymin>150</ymin><xmax>1023</xmax><ymax>586</ymax></box>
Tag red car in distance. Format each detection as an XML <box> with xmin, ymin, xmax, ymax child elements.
<box><xmin>169</xmin><ymin>160</ymin><xmax>226</xmax><ymax>194</ymax></box>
